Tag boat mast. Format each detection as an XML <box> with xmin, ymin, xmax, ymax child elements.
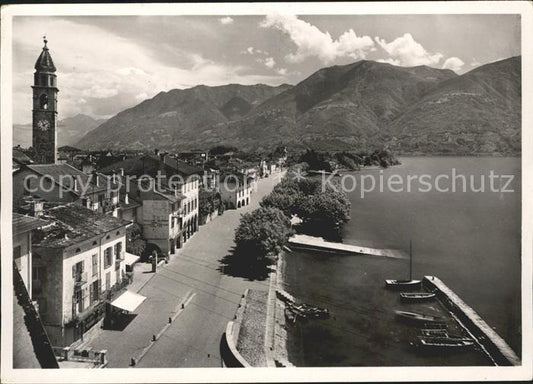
<box><xmin>409</xmin><ymin>239</ymin><xmax>413</xmax><ymax>281</ymax></box>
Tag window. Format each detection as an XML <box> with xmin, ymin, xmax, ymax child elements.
<box><xmin>72</xmin><ymin>260</ymin><xmax>84</xmax><ymax>280</ymax></box>
<box><xmin>171</xmin><ymin>216</ymin><xmax>175</xmax><ymax>228</ymax></box>
<box><xmin>115</xmin><ymin>242</ymin><xmax>122</xmax><ymax>260</ymax></box>
<box><xmin>39</xmin><ymin>93</ymin><xmax>48</xmax><ymax>109</ymax></box>
<box><xmin>90</xmin><ymin>280</ymin><xmax>100</xmax><ymax>304</ymax></box>
<box><xmin>104</xmin><ymin>247</ymin><xmax>113</xmax><ymax>268</ymax></box>
<box><xmin>73</xmin><ymin>287</ymin><xmax>85</xmax><ymax>313</ymax></box>
<box><xmin>92</xmin><ymin>254</ymin><xmax>98</xmax><ymax>277</ymax></box>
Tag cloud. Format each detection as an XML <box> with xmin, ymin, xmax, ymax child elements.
<box><xmin>442</xmin><ymin>57</ymin><xmax>465</xmax><ymax>72</ymax></box>
<box><xmin>116</xmin><ymin>67</ymin><xmax>148</xmax><ymax>76</ymax></box>
<box><xmin>12</xmin><ymin>18</ymin><xmax>285</xmax><ymax>123</ymax></box>
<box><xmin>81</xmin><ymin>85</ymin><xmax>119</xmax><ymax>99</ymax></box>
<box><xmin>219</xmin><ymin>16</ymin><xmax>234</xmax><ymax>25</ymax></box>
<box><xmin>277</xmin><ymin>68</ymin><xmax>288</xmax><ymax>75</ymax></box>
<box><xmin>375</xmin><ymin>33</ymin><xmax>443</xmax><ymax>66</ymax></box>
<box><xmin>376</xmin><ymin>58</ymin><xmax>400</xmax><ymax>66</ymax></box>
<box><xmin>264</xmin><ymin>57</ymin><xmax>276</xmax><ymax>68</ymax></box>
<box><xmin>246</xmin><ymin>46</ymin><xmax>254</xmax><ymax>54</ymax></box>
<box><xmin>135</xmin><ymin>92</ymin><xmax>148</xmax><ymax>101</ymax></box>
<box><xmin>260</xmin><ymin>14</ymin><xmax>374</xmax><ymax>64</ymax></box>
<box><xmin>470</xmin><ymin>58</ymin><xmax>481</xmax><ymax>67</ymax></box>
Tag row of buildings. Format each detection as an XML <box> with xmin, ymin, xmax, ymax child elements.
<box><xmin>12</xmin><ymin>38</ymin><xmax>285</xmax><ymax>367</ymax></box>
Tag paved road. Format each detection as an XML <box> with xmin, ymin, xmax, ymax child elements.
<box><xmin>85</xmin><ymin>172</ymin><xmax>284</xmax><ymax>367</ymax></box>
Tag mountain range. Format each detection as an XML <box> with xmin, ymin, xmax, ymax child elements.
<box><xmin>13</xmin><ymin>114</ymin><xmax>106</xmax><ymax>148</ymax></box>
<box><xmin>77</xmin><ymin>57</ymin><xmax>521</xmax><ymax>155</ymax></box>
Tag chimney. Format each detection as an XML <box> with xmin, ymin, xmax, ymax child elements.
<box><xmin>30</xmin><ymin>200</ymin><xmax>43</xmax><ymax>217</ymax></box>
<box><xmin>125</xmin><ymin>193</ymin><xmax>129</xmax><ymax>205</ymax></box>
<box><xmin>120</xmin><ymin>168</ymin><xmax>124</xmax><ymax>176</ymax></box>
<box><xmin>154</xmin><ymin>149</ymin><xmax>160</xmax><ymax>156</ymax></box>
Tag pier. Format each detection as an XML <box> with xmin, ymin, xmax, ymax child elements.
<box><xmin>288</xmin><ymin>234</ymin><xmax>405</xmax><ymax>259</ymax></box>
<box><xmin>424</xmin><ymin>276</ymin><xmax>520</xmax><ymax>366</ymax></box>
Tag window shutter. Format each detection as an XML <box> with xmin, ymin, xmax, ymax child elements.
<box><xmin>72</xmin><ymin>264</ymin><xmax>76</xmax><ymax>278</ymax></box>
<box><xmin>81</xmin><ymin>260</ymin><xmax>85</xmax><ymax>273</ymax></box>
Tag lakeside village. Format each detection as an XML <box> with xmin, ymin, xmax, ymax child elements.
<box><xmin>12</xmin><ymin>39</ymin><xmax>518</xmax><ymax>369</ymax></box>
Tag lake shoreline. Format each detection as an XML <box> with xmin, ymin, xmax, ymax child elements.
<box><xmin>281</xmin><ymin>156</ymin><xmax>521</xmax><ymax>366</ymax></box>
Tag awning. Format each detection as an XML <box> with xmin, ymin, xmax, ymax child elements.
<box><xmin>124</xmin><ymin>252</ymin><xmax>140</xmax><ymax>266</ymax></box>
<box><xmin>110</xmin><ymin>291</ymin><xmax>146</xmax><ymax>312</ymax></box>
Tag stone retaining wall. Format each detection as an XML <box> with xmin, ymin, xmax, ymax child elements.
<box><xmin>424</xmin><ymin>276</ymin><xmax>520</xmax><ymax>366</ymax></box>
<box><xmin>221</xmin><ymin>289</ymin><xmax>251</xmax><ymax>367</ymax></box>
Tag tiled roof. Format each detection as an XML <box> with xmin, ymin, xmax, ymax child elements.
<box><xmin>34</xmin><ymin>204</ymin><xmax>131</xmax><ymax>248</ymax></box>
<box><xmin>24</xmin><ymin>163</ymin><xmax>117</xmax><ymax>195</ymax></box>
<box><xmin>12</xmin><ymin>213</ymin><xmax>48</xmax><ymax>235</ymax></box>
<box><xmin>99</xmin><ymin>155</ymin><xmax>203</xmax><ymax>179</ymax></box>
<box><xmin>13</xmin><ymin>148</ymin><xmax>33</xmax><ymax>165</ymax></box>
<box><xmin>126</xmin><ymin>178</ymin><xmax>185</xmax><ymax>203</ymax></box>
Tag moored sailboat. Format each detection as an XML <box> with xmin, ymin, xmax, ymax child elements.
<box><xmin>385</xmin><ymin>240</ymin><xmax>421</xmax><ymax>288</ymax></box>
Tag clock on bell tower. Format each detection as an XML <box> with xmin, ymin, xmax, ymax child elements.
<box><xmin>32</xmin><ymin>37</ymin><xmax>59</xmax><ymax>164</ymax></box>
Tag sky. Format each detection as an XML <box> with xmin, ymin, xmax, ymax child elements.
<box><xmin>12</xmin><ymin>14</ymin><xmax>520</xmax><ymax>124</ymax></box>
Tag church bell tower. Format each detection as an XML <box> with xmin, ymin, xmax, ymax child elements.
<box><xmin>32</xmin><ymin>37</ymin><xmax>58</xmax><ymax>164</ymax></box>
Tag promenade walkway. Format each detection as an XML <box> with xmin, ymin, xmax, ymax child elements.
<box><xmin>82</xmin><ymin>172</ymin><xmax>285</xmax><ymax>367</ymax></box>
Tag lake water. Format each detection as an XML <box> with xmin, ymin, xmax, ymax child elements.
<box><xmin>283</xmin><ymin>157</ymin><xmax>521</xmax><ymax>366</ymax></box>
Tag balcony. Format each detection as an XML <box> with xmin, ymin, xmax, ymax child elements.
<box><xmin>172</xmin><ymin>209</ymin><xmax>184</xmax><ymax>219</ymax></box>
<box><xmin>74</xmin><ymin>272</ymin><xmax>87</xmax><ymax>287</ymax></box>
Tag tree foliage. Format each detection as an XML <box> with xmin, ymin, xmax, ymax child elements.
<box><xmin>262</xmin><ymin>176</ymin><xmax>350</xmax><ymax>230</ymax></box>
<box><xmin>294</xmin><ymin>188</ymin><xmax>350</xmax><ymax>228</ymax></box>
<box><xmin>234</xmin><ymin>207</ymin><xmax>294</xmax><ymax>259</ymax></box>
<box><xmin>199</xmin><ymin>188</ymin><xmax>221</xmax><ymax>219</ymax></box>
<box><xmin>126</xmin><ymin>223</ymin><xmax>146</xmax><ymax>256</ymax></box>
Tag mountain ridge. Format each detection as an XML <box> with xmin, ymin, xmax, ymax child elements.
<box><xmin>13</xmin><ymin>114</ymin><xmax>106</xmax><ymax>148</ymax></box>
<box><xmin>76</xmin><ymin>57</ymin><xmax>521</xmax><ymax>155</ymax></box>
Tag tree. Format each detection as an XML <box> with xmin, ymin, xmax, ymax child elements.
<box><xmin>299</xmin><ymin>149</ymin><xmax>333</xmax><ymax>172</ymax></box>
<box><xmin>199</xmin><ymin>188</ymin><xmax>215</xmax><ymax>219</ymax></box>
<box><xmin>260</xmin><ymin>191</ymin><xmax>298</xmax><ymax>218</ymax></box>
<box><xmin>294</xmin><ymin>188</ymin><xmax>350</xmax><ymax>229</ymax></box>
<box><xmin>126</xmin><ymin>223</ymin><xmax>146</xmax><ymax>256</ymax></box>
<box><xmin>234</xmin><ymin>207</ymin><xmax>294</xmax><ymax>259</ymax></box>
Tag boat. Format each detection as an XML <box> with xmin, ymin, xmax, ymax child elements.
<box><xmin>421</xmin><ymin>329</ymin><xmax>449</xmax><ymax>337</ymax></box>
<box><xmin>399</xmin><ymin>292</ymin><xmax>436</xmax><ymax>302</ymax></box>
<box><xmin>290</xmin><ymin>303</ymin><xmax>330</xmax><ymax>319</ymax></box>
<box><xmin>385</xmin><ymin>240</ymin><xmax>421</xmax><ymax>288</ymax></box>
<box><xmin>284</xmin><ymin>308</ymin><xmax>296</xmax><ymax>324</ymax></box>
<box><xmin>395</xmin><ymin>310</ymin><xmax>445</xmax><ymax>324</ymax></box>
<box><xmin>415</xmin><ymin>336</ymin><xmax>474</xmax><ymax>349</ymax></box>
<box><xmin>422</xmin><ymin>322</ymin><xmax>448</xmax><ymax>329</ymax></box>
<box><xmin>385</xmin><ymin>279</ymin><xmax>422</xmax><ymax>288</ymax></box>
